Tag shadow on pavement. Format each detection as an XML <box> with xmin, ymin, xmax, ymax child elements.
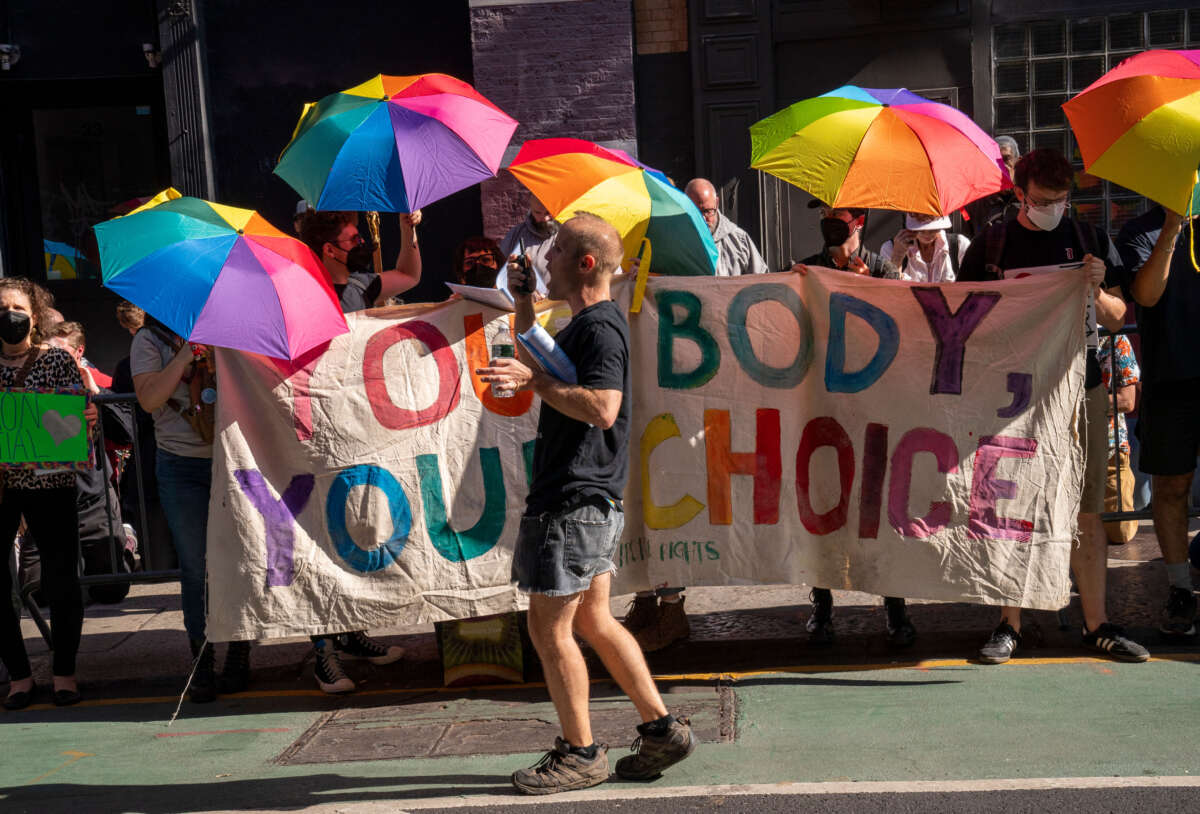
<box><xmin>0</xmin><ymin>773</ymin><xmax>513</xmax><ymax>814</ymax></box>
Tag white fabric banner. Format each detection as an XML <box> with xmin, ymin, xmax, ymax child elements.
<box><xmin>206</xmin><ymin>270</ymin><xmax>1086</xmax><ymax>641</ymax></box>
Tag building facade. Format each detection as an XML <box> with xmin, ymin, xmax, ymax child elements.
<box><xmin>0</xmin><ymin>1</ymin><xmax>1192</xmax><ymax>367</ymax></box>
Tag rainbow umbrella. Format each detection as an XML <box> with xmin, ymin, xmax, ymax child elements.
<box><xmin>1064</xmin><ymin>50</ymin><xmax>1200</xmax><ymax>215</ymax></box>
<box><xmin>44</xmin><ymin>239</ymin><xmax>84</xmax><ymax>280</ymax></box>
<box><xmin>94</xmin><ymin>188</ymin><xmax>347</xmax><ymax>360</ymax></box>
<box><xmin>506</xmin><ymin>138</ymin><xmax>718</xmax><ymax>276</ymax></box>
<box><xmin>750</xmin><ymin>86</ymin><xmax>1010</xmax><ymax>216</ymax></box>
<box><xmin>275</xmin><ymin>73</ymin><xmax>517</xmax><ymax>212</ymax></box>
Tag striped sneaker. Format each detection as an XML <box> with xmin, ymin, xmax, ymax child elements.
<box><xmin>978</xmin><ymin>622</ymin><xmax>1021</xmax><ymax>664</ymax></box>
<box><xmin>1082</xmin><ymin>623</ymin><xmax>1149</xmax><ymax>663</ymax></box>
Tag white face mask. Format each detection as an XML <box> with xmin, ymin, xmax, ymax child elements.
<box><xmin>1023</xmin><ymin>199</ymin><xmax>1068</xmax><ymax>231</ymax></box>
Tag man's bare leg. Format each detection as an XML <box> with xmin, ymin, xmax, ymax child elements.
<box><xmin>1072</xmin><ymin>512</ymin><xmax>1109</xmax><ymax>632</ymax></box>
<box><xmin>527</xmin><ymin>592</ymin><xmax>593</xmax><ymax>747</ymax></box>
<box><xmin>1152</xmin><ymin>473</ymin><xmax>1193</xmax><ymax>565</ymax></box>
<box><xmin>572</xmin><ymin>572</ymin><xmax>669</xmax><ymax>723</ymax></box>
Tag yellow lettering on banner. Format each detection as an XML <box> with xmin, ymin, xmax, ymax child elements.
<box><xmin>641</xmin><ymin>413</ymin><xmax>704</xmax><ymax>530</ymax></box>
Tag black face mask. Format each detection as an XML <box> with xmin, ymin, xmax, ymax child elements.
<box><xmin>460</xmin><ymin>260</ymin><xmax>499</xmax><ymax>289</ymax></box>
<box><xmin>343</xmin><ymin>241</ymin><xmax>377</xmax><ymax>273</ymax></box>
<box><xmin>0</xmin><ymin>310</ymin><xmax>31</xmax><ymax>345</ymax></box>
<box><xmin>820</xmin><ymin>217</ymin><xmax>853</xmax><ymax>247</ymax></box>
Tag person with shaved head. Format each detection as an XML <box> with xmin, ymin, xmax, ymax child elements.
<box><xmin>684</xmin><ymin>178</ymin><xmax>768</xmax><ymax>277</ymax></box>
<box><xmin>478</xmin><ymin>213</ymin><xmax>695</xmax><ymax>794</ymax></box>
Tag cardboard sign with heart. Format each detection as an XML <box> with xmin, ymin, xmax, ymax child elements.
<box><xmin>41</xmin><ymin>408</ymin><xmax>83</xmax><ymax>445</ymax></box>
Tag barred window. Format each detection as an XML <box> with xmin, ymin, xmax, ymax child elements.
<box><xmin>992</xmin><ymin>10</ymin><xmax>1199</xmax><ymax>233</ymax></box>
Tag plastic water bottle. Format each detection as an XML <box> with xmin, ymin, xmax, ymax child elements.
<box><xmin>491</xmin><ymin>324</ymin><xmax>515</xmax><ymax>399</ymax></box>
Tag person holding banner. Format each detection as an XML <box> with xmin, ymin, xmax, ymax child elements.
<box><xmin>132</xmin><ymin>317</ymin><xmax>253</xmax><ymax>701</ymax></box>
<box><xmin>298</xmin><ymin>210</ymin><xmax>411</xmax><ymax>693</ymax></box>
<box><xmin>478</xmin><ymin>213</ymin><xmax>694</xmax><ymax>794</ymax></box>
<box><xmin>791</xmin><ymin>202</ymin><xmax>899</xmax><ymax>279</ymax></box>
<box><xmin>1116</xmin><ymin>204</ymin><xmax>1200</xmax><ymax>637</ymax></box>
<box><xmin>958</xmin><ymin>148</ymin><xmax>1149</xmax><ymax>663</ymax></box>
<box><xmin>299</xmin><ymin>209</ymin><xmax>423</xmax><ymax>312</ymax></box>
<box><xmin>0</xmin><ymin>277</ymin><xmax>90</xmax><ymax>709</ymax></box>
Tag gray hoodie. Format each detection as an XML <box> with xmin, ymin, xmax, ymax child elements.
<box><xmin>711</xmin><ymin>212</ymin><xmax>769</xmax><ymax>277</ymax></box>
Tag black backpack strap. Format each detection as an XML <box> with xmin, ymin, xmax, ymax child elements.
<box><xmin>948</xmin><ymin>234</ymin><xmax>961</xmax><ymax>277</ymax></box>
<box><xmin>1070</xmin><ymin>217</ymin><xmax>1100</xmax><ymax>260</ymax></box>
<box><xmin>983</xmin><ymin>221</ymin><xmax>1006</xmax><ymax>280</ymax></box>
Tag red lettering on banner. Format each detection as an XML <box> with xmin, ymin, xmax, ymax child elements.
<box><xmin>968</xmin><ymin>435</ymin><xmax>1037</xmax><ymax>542</ymax></box>
<box><xmin>703</xmin><ymin>409</ymin><xmax>781</xmax><ymax>525</ymax></box>
<box><xmin>362</xmin><ymin>321</ymin><xmax>460</xmax><ymax>430</ymax></box>
<box><xmin>888</xmin><ymin>428</ymin><xmax>959</xmax><ymax>538</ymax></box>
<box><xmin>463</xmin><ymin>313</ymin><xmax>534</xmax><ymax>417</ymax></box>
<box><xmin>271</xmin><ymin>340</ymin><xmax>330</xmax><ymax>442</ymax></box>
<box><xmin>795</xmin><ymin>416</ymin><xmax>855</xmax><ymax>535</ymax></box>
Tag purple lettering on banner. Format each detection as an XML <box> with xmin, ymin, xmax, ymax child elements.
<box><xmin>887</xmin><ymin>428</ymin><xmax>959</xmax><ymax>539</ymax></box>
<box><xmin>967</xmin><ymin>435</ymin><xmax>1037</xmax><ymax>542</ymax></box>
<box><xmin>911</xmin><ymin>287</ymin><xmax>1001</xmax><ymax>395</ymax></box>
<box><xmin>996</xmin><ymin>372</ymin><xmax>1033</xmax><ymax>418</ymax></box>
<box><xmin>857</xmin><ymin>423</ymin><xmax>889</xmax><ymax>539</ymax></box>
<box><xmin>234</xmin><ymin>470</ymin><xmax>315</xmax><ymax>588</ymax></box>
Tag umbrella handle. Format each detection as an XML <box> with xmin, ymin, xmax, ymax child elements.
<box><xmin>1189</xmin><ymin>173</ymin><xmax>1199</xmax><ymax>274</ymax></box>
<box><xmin>630</xmin><ymin>238</ymin><xmax>652</xmax><ymax>314</ymax></box>
<box><xmin>366</xmin><ymin>211</ymin><xmax>384</xmax><ymax>275</ymax></box>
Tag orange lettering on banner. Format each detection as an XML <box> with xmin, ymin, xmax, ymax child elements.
<box><xmin>463</xmin><ymin>313</ymin><xmax>534</xmax><ymax>417</ymax></box>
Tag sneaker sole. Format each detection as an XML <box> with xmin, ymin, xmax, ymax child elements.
<box><xmin>337</xmin><ymin>649</ymin><xmax>406</xmax><ymax>666</ymax></box>
<box><xmin>614</xmin><ymin>737</ymin><xmax>696</xmax><ymax>781</ymax></box>
<box><xmin>316</xmin><ymin>677</ymin><xmax>356</xmax><ymax>694</ymax></box>
<box><xmin>977</xmin><ymin>652</ymin><xmax>1013</xmax><ymax>665</ymax></box>
<box><xmin>511</xmin><ymin>772</ymin><xmax>608</xmax><ymax>795</ymax></box>
<box><xmin>1159</xmin><ymin>623</ymin><xmax>1197</xmax><ymax>637</ymax></box>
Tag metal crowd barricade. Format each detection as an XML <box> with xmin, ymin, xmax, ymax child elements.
<box><xmin>21</xmin><ymin>392</ymin><xmax>182</xmax><ymax>648</ymax></box>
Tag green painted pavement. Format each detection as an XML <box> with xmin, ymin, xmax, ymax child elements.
<box><xmin>1</xmin><ymin>660</ymin><xmax>1197</xmax><ymax>809</ymax></box>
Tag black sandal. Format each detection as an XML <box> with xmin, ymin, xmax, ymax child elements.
<box><xmin>4</xmin><ymin>684</ymin><xmax>38</xmax><ymax>711</ymax></box>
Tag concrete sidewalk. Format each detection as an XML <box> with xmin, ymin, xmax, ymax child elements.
<box><xmin>11</xmin><ymin>522</ymin><xmax>1199</xmax><ymax>698</ymax></box>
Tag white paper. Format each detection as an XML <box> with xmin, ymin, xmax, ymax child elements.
<box><xmin>446</xmin><ymin>282</ymin><xmax>515</xmax><ymax>311</ymax></box>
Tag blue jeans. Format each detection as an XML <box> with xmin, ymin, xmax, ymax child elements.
<box><xmin>156</xmin><ymin>450</ymin><xmax>212</xmax><ymax>641</ymax></box>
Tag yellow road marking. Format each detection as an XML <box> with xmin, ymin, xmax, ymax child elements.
<box><xmin>20</xmin><ymin>652</ymin><xmax>1199</xmax><ymax>711</ymax></box>
<box><xmin>27</xmin><ymin>750</ymin><xmax>93</xmax><ymax>785</ymax></box>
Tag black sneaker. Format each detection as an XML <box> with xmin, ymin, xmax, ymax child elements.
<box><xmin>1082</xmin><ymin>623</ymin><xmax>1150</xmax><ymax>662</ymax></box>
<box><xmin>334</xmin><ymin>630</ymin><xmax>405</xmax><ymax>665</ymax></box>
<box><xmin>615</xmin><ymin>716</ymin><xmax>695</xmax><ymax>781</ymax></box>
<box><xmin>218</xmin><ymin>641</ymin><xmax>252</xmax><ymax>694</ymax></box>
<box><xmin>1160</xmin><ymin>587</ymin><xmax>1197</xmax><ymax>637</ymax></box>
<box><xmin>313</xmin><ymin>639</ymin><xmax>355</xmax><ymax>694</ymax></box>
<box><xmin>188</xmin><ymin>639</ymin><xmax>217</xmax><ymax>703</ymax></box>
<box><xmin>978</xmin><ymin>622</ymin><xmax>1021</xmax><ymax>664</ymax></box>
<box><xmin>884</xmin><ymin>597</ymin><xmax>917</xmax><ymax>648</ymax></box>
<box><xmin>511</xmin><ymin>738</ymin><xmax>610</xmax><ymax>795</ymax></box>
<box><xmin>806</xmin><ymin>588</ymin><xmax>834</xmax><ymax>646</ymax></box>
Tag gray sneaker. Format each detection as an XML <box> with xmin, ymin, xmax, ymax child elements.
<box><xmin>614</xmin><ymin>715</ymin><xmax>695</xmax><ymax>781</ymax></box>
<box><xmin>511</xmin><ymin>738</ymin><xmax>609</xmax><ymax>795</ymax></box>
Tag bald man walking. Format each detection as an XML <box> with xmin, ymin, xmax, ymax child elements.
<box><xmin>479</xmin><ymin>213</ymin><xmax>695</xmax><ymax>794</ymax></box>
<box><xmin>685</xmin><ymin>178</ymin><xmax>769</xmax><ymax>277</ymax></box>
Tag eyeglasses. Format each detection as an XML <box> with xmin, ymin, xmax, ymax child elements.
<box><xmin>1025</xmin><ymin>193</ymin><xmax>1069</xmax><ymax>208</ymax></box>
<box><xmin>333</xmin><ymin>233</ymin><xmax>365</xmax><ymax>248</ymax></box>
<box><xmin>699</xmin><ymin>207</ymin><xmax>718</xmax><ymax>216</ymax></box>
<box><xmin>463</xmin><ymin>252</ymin><xmax>499</xmax><ymax>268</ymax></box>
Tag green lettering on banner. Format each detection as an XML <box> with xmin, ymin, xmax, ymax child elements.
<box><xmin>726</xmin><ymin>283</ymin><xmax>813</xmax><ymax>388</ymax></box>
<box><xmin>657</xmin><ymin>290</ymin><xmax>720</xmax><ymax>389</ymax></box>
<box><xmin>0</xmin><ymin>390</ymin><xmax>87</xmax><ymax>468</ymax></box>
<box><xmin>416</xmin><ymin>447</ymin><xmax>507</xmax><ymax>562</ymax></box>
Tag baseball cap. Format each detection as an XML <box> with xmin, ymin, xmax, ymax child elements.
<box><xmin>904</xmin><ymin>212</ymin><xmax>951</xmax><ymax>231</ymax></box>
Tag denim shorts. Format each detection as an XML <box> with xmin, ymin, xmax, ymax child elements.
<box><xmin>512</xmin><ymin>499</ymin><xmax>623</xmax><ymax>597</ymax></box>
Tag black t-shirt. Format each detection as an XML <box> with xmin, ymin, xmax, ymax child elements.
<box><xmin>958</xmin><ymin>217</ymin><xmax>1122</xmax><ymax>388</ymax></box>
<box><xmin>335</xmin><ymin>271</ymin><xmax>383</xmax><ymax>313</ymax></box>
<box><xmin>527</xmin><ymin>300</ymin><xmax>631</xmax><ymax>514</ymax></box>
<box><xmin>1116</xmin><ymin>206</ymin><xmax>1200</xmax><ymax>386</ymax></box>
<box><xmin>800</xmin><ymin>245</ymin><xmax>900</xmax><ymax>279</ymax></box>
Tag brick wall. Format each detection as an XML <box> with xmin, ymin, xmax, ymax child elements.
<box><xmin>634</xmin><ymin>0</ymin><xmax>687</xmax><ymax>54</ymax></box>
<box><xmin>470</xmin><ymin>0</ymin><xmax>637</xmax><ymax>240</ymax></box>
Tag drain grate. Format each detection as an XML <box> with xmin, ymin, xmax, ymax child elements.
<box><xmin>277</xmin><ymin>684</ymin><xmax>735</xmax><ymax>764</ymax></box>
